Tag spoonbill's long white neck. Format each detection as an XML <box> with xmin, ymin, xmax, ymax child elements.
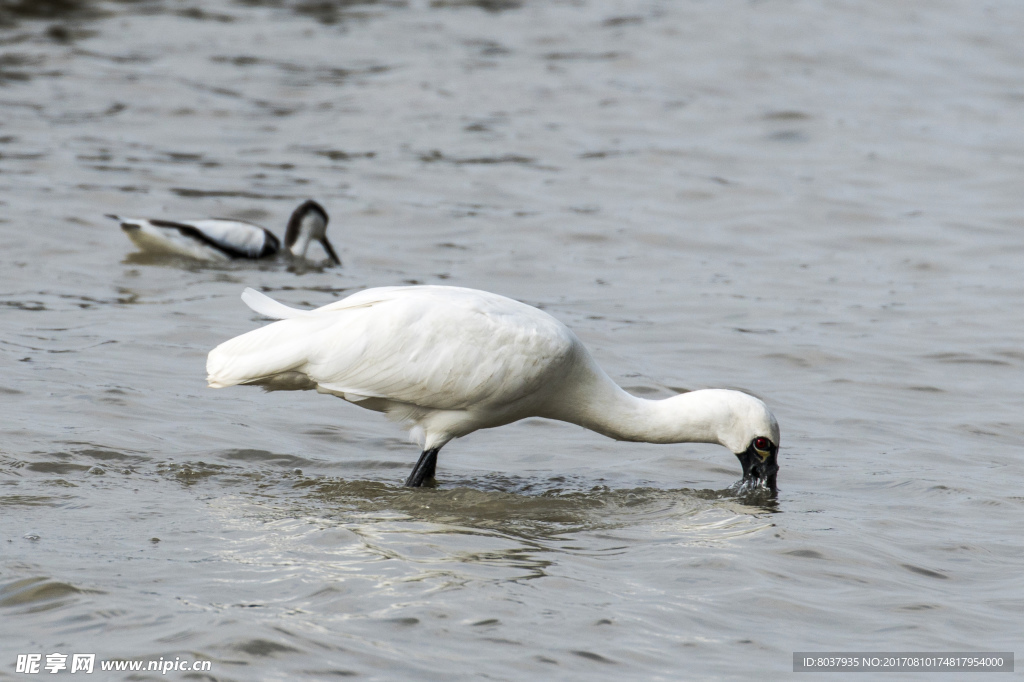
<box><xmin>546</xmin><ymin>355</ymin><xmax>775</xmax><ymax>453</ymax></box>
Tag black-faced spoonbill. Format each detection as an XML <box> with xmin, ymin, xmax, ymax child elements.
<box><xmin>206</xmin><ymin>286</ymin><xmax>780</xmax><ymax>491</ymax></box>
<box><xmin>109</xmin><ymin>199</ymin><xmax>340</xmax><ymax>264</ymax></box>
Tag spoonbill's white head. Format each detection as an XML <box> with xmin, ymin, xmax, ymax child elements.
<box><xmin>284</xmin><ymin>200</ymin><xmax>339</xmax><ymax>265</ymax></box>
<box><xmin>713</xmin><ymin>390</ymin><xmax>780</xmax><ymax>492</ymax></box>
<box><xmin>654</xmin><ymin>389</ymin><xmax>780</xmax><ymax>492</ymax></box>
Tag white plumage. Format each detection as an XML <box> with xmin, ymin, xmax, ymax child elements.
<box><xmin>207</xmin><ymin>286</ymin><xmax>781</xmax><ymax>490</ymax></box>
<box><xmin>110</xmin><ymin>200</ymin><xmax>339</xmax><ymax>264</ymax></box>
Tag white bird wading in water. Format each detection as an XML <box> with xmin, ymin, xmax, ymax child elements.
<box><xmin>110</xmin><ymin>200</ymin><xmax>340</xmax><ymax>264</ymax></box>
<box><xmin>206</xmin><ymin>286</ymin><xmax>781</xmax><ymax>491</ymax></box>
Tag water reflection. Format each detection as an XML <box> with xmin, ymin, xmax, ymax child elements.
<box><xmin>120</xmin><ymin>250</ymin><xmax>336</xmax><ymax>275</ymax></box>
<box><xmin>296</xmin><ymin>471</ymin><xmax>777</xmax><ymax>540</ymax></box>
<box><xmin>133</xmin><ymin>447</ymin><xmax>780</xmax><ymax>581</ymax></box>
<box><xmin>237</xmin><ymin>473</ymin><xmax>778</xmax><ymax>589</ymax></box>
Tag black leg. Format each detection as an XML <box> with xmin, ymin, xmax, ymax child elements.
<box><xmin>404</xmin><ymin>448</ymin><xmax>439</xmax><ymax>487</ymax></box>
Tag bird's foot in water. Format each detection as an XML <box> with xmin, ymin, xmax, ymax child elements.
<box><xmin>405</xmin><ymin>448</ymin><xmax>439</xmax><ymax>487</ymax></box>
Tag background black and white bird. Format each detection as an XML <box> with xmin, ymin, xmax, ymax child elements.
<box><xmin>109</xmin><ymin>199</ymin><xmax>340</xmax><ymax>264</ymax></box>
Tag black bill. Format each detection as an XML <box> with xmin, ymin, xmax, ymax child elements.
<box><xmin>321</xmin><ymin>238</ymin><xmax>341</xmax><ymax>266</ymax></box>
<box><xmin>735</xmin><ymin>442</ymin><xmax>779</xmax><ymax>493</ymax></box>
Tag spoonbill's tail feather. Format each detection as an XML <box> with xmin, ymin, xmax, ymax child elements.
<box><xmin>207</xmin><ymin>295</ymin><xmax>333</xmax><ymax>388</ymax></box>
<box><xmin>207</xmin><ymin>324</ymin><xmax>311</xmax><ymax>388</ymax></box>
<box><xmin>241</xmin><ymin>287</ymin><xmax>309</xmax><ymax>320</ymax></box>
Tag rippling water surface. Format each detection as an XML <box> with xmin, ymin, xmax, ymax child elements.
<box><xmin>2</xmin><ymin>1</ymin><xmax>1023</xmax><ymax>679</ymax></box>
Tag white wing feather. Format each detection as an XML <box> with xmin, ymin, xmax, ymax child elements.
<box><xmin>207</xmin><ymin>287</ymin><xmax>577</xmax><ymax>413</ymax></box>
<box><xmin>241</xmin><ymin>288</ymin><xmax>309</xmax><ymax>320</ymax></box>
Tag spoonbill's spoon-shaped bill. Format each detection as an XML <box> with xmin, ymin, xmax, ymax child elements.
<box><xmin>110</xmin><ymin>200</ymin><xmax>339</xmax><ymax>264</ymax></box>
<box><xmin>207</xmin><ymin>286</ymin><xmax>780</xmax><ymax>491</ymax></box>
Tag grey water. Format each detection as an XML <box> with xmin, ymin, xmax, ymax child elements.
<box><xmin>1</xmin><ymin>1</ymin><xmax>1022</xmax><ymax>679</ymax></box>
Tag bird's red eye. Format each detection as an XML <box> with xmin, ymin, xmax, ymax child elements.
<box><xmin>753</xmin><ymin>437</ymin><xmax>771</xmax><ymax>452</ymax></box>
